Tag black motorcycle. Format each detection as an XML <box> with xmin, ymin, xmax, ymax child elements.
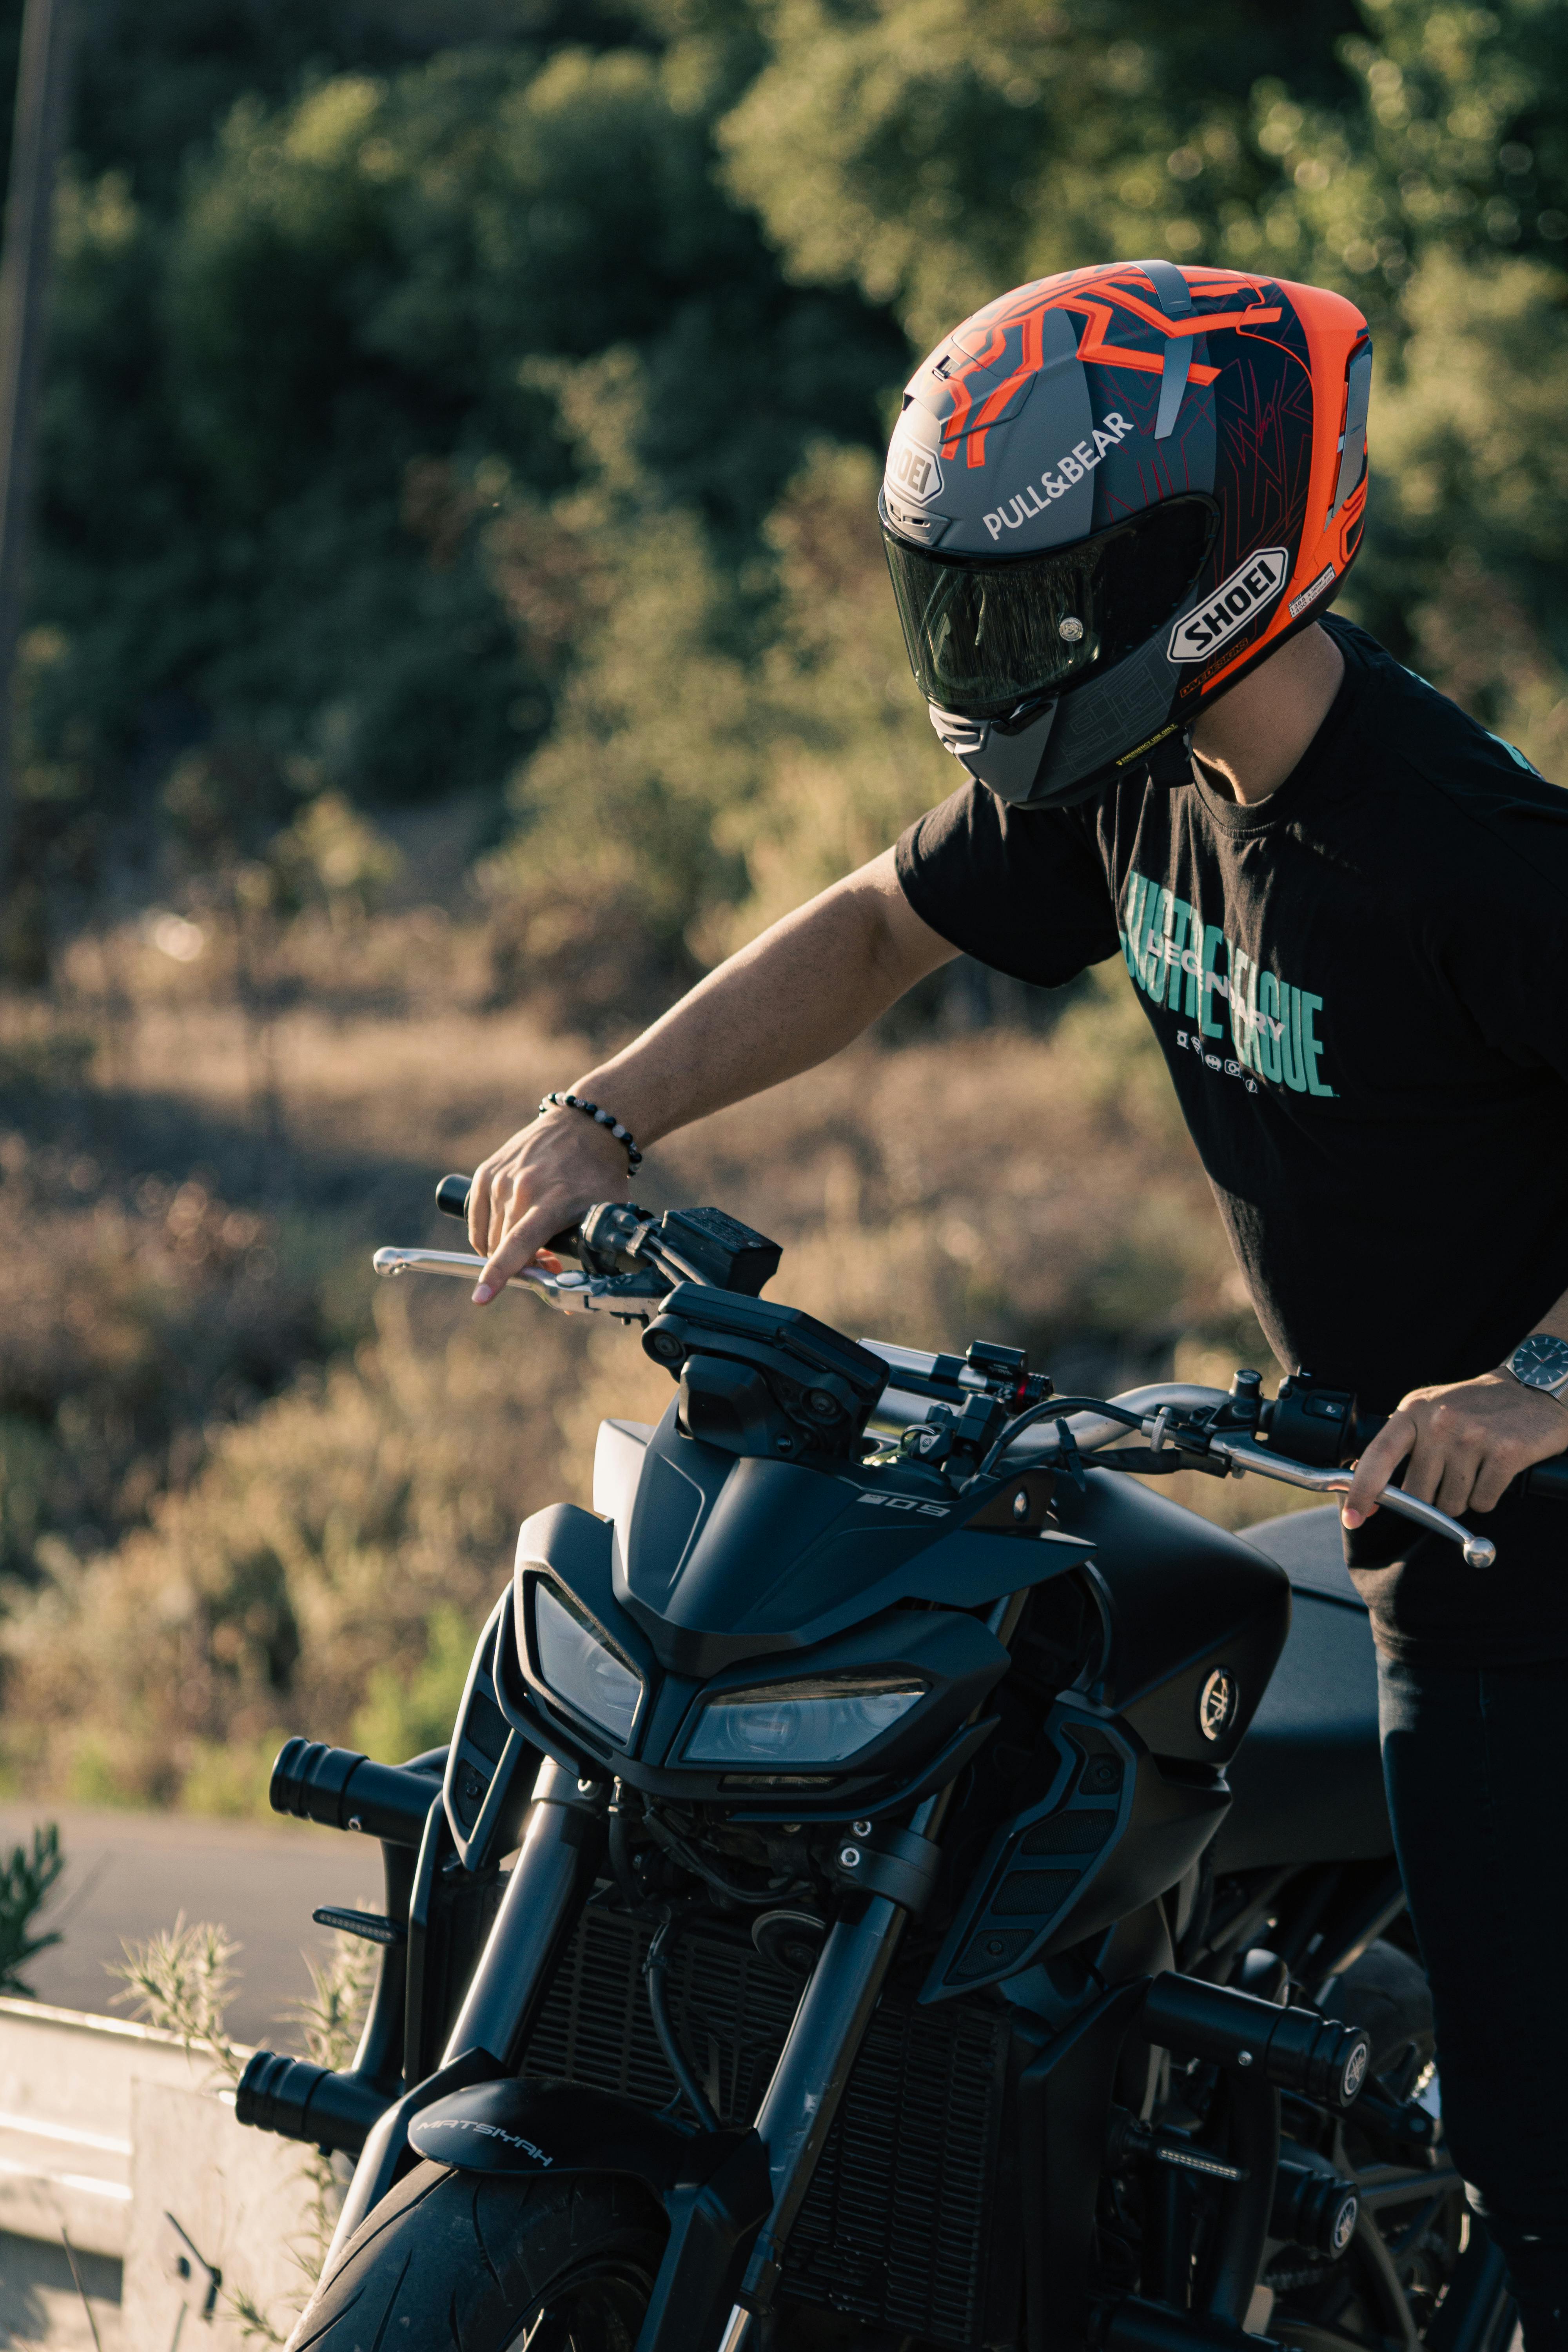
<box><xmin>236</xmin><ymin>1183</ymin><xmax>1559</xmax><ymax>2352</ymax></box>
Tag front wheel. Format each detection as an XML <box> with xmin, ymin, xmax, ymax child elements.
<box><xmin>287</xmin><ymin>2162</ymin><xmax>666</xmax><ymax>2352</ymax></box>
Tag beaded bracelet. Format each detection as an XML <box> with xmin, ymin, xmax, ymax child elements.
<box><xmin>539</xmin><ymin>1090</ymin><xmax>643</xmax><ymax>1172</ymax></box>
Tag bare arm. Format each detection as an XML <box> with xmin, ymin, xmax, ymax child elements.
<box><xmin>468</xmin><ymin>849</ymin><xmax>956</xmax><ymax>1298</ymax></box>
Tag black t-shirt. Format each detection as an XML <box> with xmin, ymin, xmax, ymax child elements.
<box><xmin>896</xmin><ymin>615</ymin><xmax>1568</xmax><ymax>1664</ymax></box>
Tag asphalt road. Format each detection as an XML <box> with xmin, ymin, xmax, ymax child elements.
<box><xmin>0</xmin><ymin>1803</ymin><xmax>384</xmax><ymax>2049</ymax></box>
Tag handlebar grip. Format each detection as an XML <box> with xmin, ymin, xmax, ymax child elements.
<box><xmin>436</xmin><ymin>1173</ymin><xmax>470</xmax><ymax>1219</ymax></box>
<box><xmin>1349</xmin><ymin>1408</ymin><xmax>1568</xmax><ymax>1503</ymax></box>
<box><xmin>1525</xmin><ymin>1454</ymin><xmax>1568</xmax><ymax>1501</ymax></box>
<box><xmin>433</xmin><ymin>1173</ymin><xmax>578</xmax><ymax>1261</ymax></box>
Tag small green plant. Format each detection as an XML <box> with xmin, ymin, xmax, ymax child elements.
<box><xmin>109</xmin><ymin>1912</ymin><xmax>243</xmax><ymax>2081</ymax></box>
<box><xmin>112</xmin><ymin>1911</ymin><xmax>376</xmax><ymax>2337</ymax></box>
<box><xmin>286</xmin><ymin>1931</ymin><xmax>378</xmax><ymax>2287</ymax></box>
<box><xmin>289</xmin><ymin>1930</ymin><xmax>378</xmax><ymax>2074</ymax></box>
<box><xmin>0</xmin><ymin>1823</ymin><xmax>65</xmax><ymax>1996</ymax></box>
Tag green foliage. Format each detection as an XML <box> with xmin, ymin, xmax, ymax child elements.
<box><xmin>17</xmin><ymin>0</ymin><xmax>1568</xmax><ymax>924</ymax></box>
<box><xmin>0</xmin><ymin>1138</ymin><xmax>360</xmax><ymax>1586</ymax></box>
<box><xmin>27</xmin><ymin>11</ymin><xmax>902</xmax><ymax>831</ymax></box>
<box><xmin>717</xmin><ymin>0</ymin><xmax>1358</xmax><ymax>345</ymax></box>
<box><xmin>111</xmin><ymin>1911</ymin><xmax>243</xmax><ymax>2076</ymax></box>
<box><xmin>351</xmin><ymin>1603</ymin><xmax>481</xmax><ymax>1763</ymax></box>
<box><xmin>0</xmin><ymin>1285</ymin><xmax>637</xmax><ymax>1804</ymax></box>
<box><xmin>111</xmin><ymin>1900</ymin><xmax>374</xmax><ymax>2331</ymax></box>
<box><xmin>0</xmin><ymin>1822</ymin><xmax>64</xmax><ymax>1995</ymax></box>
<box><xmin>478</xmin><ymin>348</ymin><xmax>953</xmax><ymax>1005</ymax></box>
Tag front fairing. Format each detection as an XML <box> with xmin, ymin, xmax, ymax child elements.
<box><xmin>615</xmin><ymin>1398</ymin><xmax>1089</xmax><ymax>1675</ymax></box>
<box><xmin>488</xmin><ymin>1399</ymin><xmax>1094</xmax><ymax>1820</ymax></box>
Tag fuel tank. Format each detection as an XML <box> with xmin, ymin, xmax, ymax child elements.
<box><xmin>1052</xmin><ymin>1468</ymin><xmax>1292</xmax><ymax>1767</ymax></box>
<box><xmin>922</xmin><ymin>1475</ymin><xmax>1291</xmax><ymax>2002</ymax></box>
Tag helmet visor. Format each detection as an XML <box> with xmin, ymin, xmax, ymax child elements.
<box><xmin>883</xmin><ymin>494</ymin><xmax>1217</xmax><ymax>720</ymax></box>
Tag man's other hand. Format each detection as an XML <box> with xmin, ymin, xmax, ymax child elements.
<box><xmin>1342</xmin><ymin>1369</ymin><xmax>1568</xmax><ymax>1528</ymax></box>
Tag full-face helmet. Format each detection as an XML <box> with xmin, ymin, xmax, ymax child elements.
<box><xmin>880</xmin><ymin>260</ymin><xmax>1372</xmax><ymax>805</ymax></box>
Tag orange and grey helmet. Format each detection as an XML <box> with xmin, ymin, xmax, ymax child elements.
<box><xmin>880</xmin><ymin>260</ymin><xmax>1372</xmax><ymax>806</ymax></box>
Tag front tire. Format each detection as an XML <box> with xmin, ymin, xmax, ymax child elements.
<box><xmin>287</xmin><ymin>2162</ymin><xmax>666</xmax><ymax>2352</ymax></box>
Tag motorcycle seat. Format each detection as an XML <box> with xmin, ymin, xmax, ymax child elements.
<box><xmin>1212</xmin><ymin>1508</ymin><xmax>1391</xmax><ymax>1869</ymax></box>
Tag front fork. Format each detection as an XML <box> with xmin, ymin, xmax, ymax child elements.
<box><xmin>715</xmin><ymin>1783</ymin><xmax>951</xmax><ymax>2352</ymax></box>
<box><xmin>334</xmin><ymin>1739</ymin><xmax>961</xmax><ymax>2350</ymax></box>
<box><xmin>715</xmin><ymin>1594</ymin><xmax>1031</xmax><ymax>2349</ymax></box>
<box><xmin>323</xmin><ymin>1756</ymin><xmax>606</xmax><ymax>2272</ymax></box>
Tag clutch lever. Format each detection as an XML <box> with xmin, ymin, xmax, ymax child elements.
<box><xmin>378</xmin><ymin>1176</ymin><xmax>677</xmax><ymax>1316</ymax></box>
<box><xmin>371</xmin><ymin>1245</ymin><xmax>664</xmax><ymax>1317</ymax></box>
<box><xmin>372</xmin><ymin>1243</ymin><xmax>577</xmax><ymax>1301</ymax></box>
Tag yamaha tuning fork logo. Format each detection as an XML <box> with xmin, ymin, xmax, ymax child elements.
<box><xmin>1198</xmin><ymin>1666</ymin><xmax>1240</xmax><ymax>1742</ymax></box>
<box><xmin>1169</xmin><ymin>549</ymin><xmax>1289</xmax><ymax>662</ymax></box>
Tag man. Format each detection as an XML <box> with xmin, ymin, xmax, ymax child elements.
<box><xmin>469</xmin><ymin>261</ymin><xmax>1568</xmax><ymax>2341</ymax></box>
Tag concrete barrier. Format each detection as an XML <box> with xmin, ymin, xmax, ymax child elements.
<box><xmin>121</xmin><ymin>2083</ymin><xmax>329</xmax><ymax>2352</ymax></box>
<box><xmin>0</xmin><ymin>1999</ymin><xmax>328</xmax><ymax>2349</ymax></box>
<box><xmin>0</xmin><ymin>1996</ymin><xmax>201</xmax><ymax>2259</ymax></box>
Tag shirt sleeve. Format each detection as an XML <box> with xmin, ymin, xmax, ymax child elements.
<box><xmin>895</xmin><ymin>780</ymin><xmax>1121</xmax><ymax>987</ymax></box>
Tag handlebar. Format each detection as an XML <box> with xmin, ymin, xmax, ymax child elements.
<box><xmin>860</xmin><ymin>1364</ymin><xmax>1497</xmax><ymax>1568</ymax></box>
<box><xmin>372</xmin><ymin>1178</ymin><xmax>1568</xmax><ymax>1571</ymax></box>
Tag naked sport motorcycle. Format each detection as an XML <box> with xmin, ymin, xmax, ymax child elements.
<box><xmin>235</xmin><ymin>1181</ymin><xmax>1566</xmax><ymax>2352</ymax></box>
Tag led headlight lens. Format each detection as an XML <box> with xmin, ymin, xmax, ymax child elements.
<box><xmin>685</xmin><ymin>1677</ymin><xmax>924</xmax><ymax>1767</ymax></box>
<box><xmin>534</xmin><ymin>1583</ymin><xmax>642</xmax><ymax>1744</ymax></box>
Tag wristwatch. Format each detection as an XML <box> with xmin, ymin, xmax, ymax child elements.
<box><xmin>1503</xmin><ymin>1332</ymin><xmax>1568</xmax><ymax>1401</ymax></box>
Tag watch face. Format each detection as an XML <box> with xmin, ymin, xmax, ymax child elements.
<box><xmin>1510</xmin><ymin>1334</ymin><xmax>1568</xmax><ymax>1393</ymax></box>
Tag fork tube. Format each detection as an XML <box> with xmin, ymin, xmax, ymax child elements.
<box><xmin>440</xmin><ymin>1759</ymin><xmax>606</xmax><ymax>2069</ymax></box>
<box><xmin>717</xmin><ymin>1598</ymin><xmax>1025</xmax><ymax>2348</ymax></box>
<box><xmin>726</xmin><ymin>1784</ymin><xmax>954</xmax><ymax>2337</ymax></box>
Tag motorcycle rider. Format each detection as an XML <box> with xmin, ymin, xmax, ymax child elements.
<box><xmin>469</xmin><ymin>262</ymin><xmax>1568</xmax><ymax>2345</ymax></box>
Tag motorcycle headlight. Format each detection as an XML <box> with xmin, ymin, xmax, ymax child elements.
<box><xmin>684</xmin><ymin>1676</ymin><xmax>925</xmax><ymax>1767</ymax></box>
<box><xmin>534</xmin><ymin>1583</ymin><xmax>643</xmax><ymax>1744</ymax></box>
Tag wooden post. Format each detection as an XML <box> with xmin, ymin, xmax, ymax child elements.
<box><xmin>0</xmin><ymin>0</ymin><xmax>74</xmax><ymax>888</ymax></box>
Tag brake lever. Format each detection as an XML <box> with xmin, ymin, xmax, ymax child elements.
<box><xmin>1203</xmin><ymin>1431</ymin><xmax>1496</xmax><ymax>1570</ymax></box>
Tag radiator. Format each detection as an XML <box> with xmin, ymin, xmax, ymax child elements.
<box><xmin>520</xmin><ymin>1903</ymin><xmax>1014</xmax><ymax>2348</ymax></box>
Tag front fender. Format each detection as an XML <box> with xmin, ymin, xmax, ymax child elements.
<box><xmin>409</xmin><ymin>2080</ymin><xmax>772</xmax><ymax>2352</ymax></box>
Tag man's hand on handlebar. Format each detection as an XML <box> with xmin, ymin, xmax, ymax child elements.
<box><xmin>467</xmin><ymin>1110</ymin><xmax>629</xmax><ymax>1303</ymax></box>
<box><xmin>1342</xmin><ymin>1370</ymin><xmax>1568</xmax><ymax>1530</ymax></box>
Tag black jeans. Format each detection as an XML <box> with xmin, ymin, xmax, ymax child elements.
<box><xmin>1380</xmin><ymin>1653</ymin><xmax>1568</xmax><ymax>2349</ymax></box>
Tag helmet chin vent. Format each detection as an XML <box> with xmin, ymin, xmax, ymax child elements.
<box><xmin>927</xmin><ymin>699</ymin><xmax>1059</xmax><ymax>803</ymax></box>
<box><xmin>927</xmin><ymin>705</ymin><xmax>987</xmax><ymax>758</ymax></box>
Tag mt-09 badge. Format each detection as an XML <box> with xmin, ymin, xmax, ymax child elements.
<box><xmin>1198</xmin><ymin>1666</ymin><xmax>1239</xmax><ymax>1743</ymax></box>
<box><xmin>1168</xmin><ymin>549</ymin><xmax>1289</xmax><ymax>662</ymax></box>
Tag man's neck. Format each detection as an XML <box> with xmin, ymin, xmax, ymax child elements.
<box><xmin>1189</xmin><ymin>623</ymin><xmax>1345</xmax><ymax>806</ymax></box>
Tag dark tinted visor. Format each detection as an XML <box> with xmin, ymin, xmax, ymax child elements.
<box><xmin>883</xmin><ymin>495</ymin><xmax>1217</xmax><ymax>719</ymax></box>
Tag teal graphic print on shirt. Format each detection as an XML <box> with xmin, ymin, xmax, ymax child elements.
<box><xmin>1118</xmin><ymin>866</ymin><xmax>1335</xmax><ymax>1098</ymax></box>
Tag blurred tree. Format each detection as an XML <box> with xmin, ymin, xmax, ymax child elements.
<box><xmin>717</xmin><ymin>0</ymin><xmax>1364</xmax><ymax>347</ymax></box>
<box><xmin>717</xmin><ymin>0</ymin><xmax>1568</xmax><ymax>735</ymax></box>
<box><xmin>2</xmin><ymin>0</ymin><xmax>1564</xmax><ymax>949</ymax></box>
<box><xmin>0</xmin><ymin>0</ymin><xmax>657</xmax><ymax>201</ymax></box>
<box><xmin>20</xmin><ymin>9</ymin><xmax>904</xmax><ymax>852</ymax></box>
